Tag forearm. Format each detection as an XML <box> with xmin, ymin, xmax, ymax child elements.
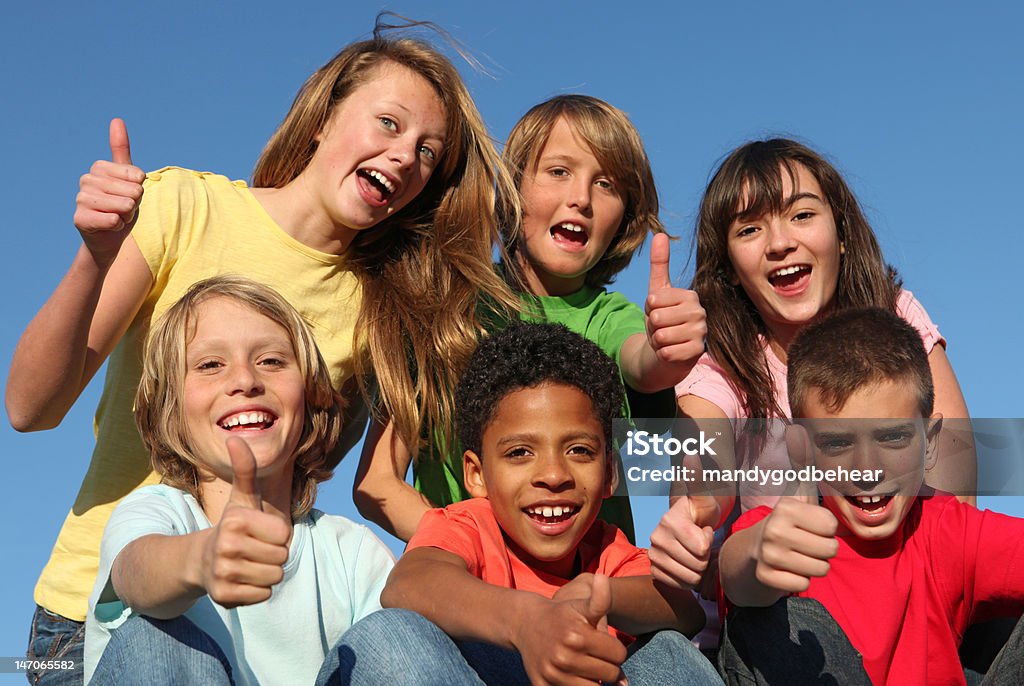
<box><xmin>6</xmin><ymin>246</ymin><xmax>109</xmax><ymax>430</ymax></box>
<box><xmin>719</xmin><ymin>525</ymin><xmax>786</xmax><ymax>608</ymax></box>
<box><xmin>620</xmin><ymin>334</ymin><xmax>695</xmax><ymax>394</ymax></box>
<box><xmin>110</xmin><ymin>531</ymin><xmax>210</xmax><ymax>619</ymax></box>
<box><xmin>607</xmin><ymin>576</ymin><xmax>705</xmax><ymax>637</ymax></box>
<box><xmin>381</xmin><ymin>552</ymin><xmax>540</xmax><ymax>648</ymax></box>
<box><xmin>354</xmin><ymin>419</ymin><xmax>436</xmax><ymax>541</ymax></box>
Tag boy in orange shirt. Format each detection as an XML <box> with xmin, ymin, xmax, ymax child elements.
<box><xmin>330</xmin><ymin>323</ymin><xmax>719</xmax><ymax>685</ymax></box>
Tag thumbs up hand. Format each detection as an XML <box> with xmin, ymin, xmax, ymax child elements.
<box><xmin>73</xmin><ymin>118</ymin><xmax>146</xmax><ymax>266</ymax></box>
<box><xmin>644</xmin><ymin>233</ymin><xmax>707</xmax><ymax>381</ymax></box>
<box><xmin>200</xmin><ymin>437</ymin><xmax>291</xmax><ymax>609</ymax></box>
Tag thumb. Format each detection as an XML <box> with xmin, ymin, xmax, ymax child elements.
<box><xmin>682</xmin><ymin>454</ymin><xmax>720</xmax><ymax>530</ymax></box>
<box><xmin>784</xmin><ymin>424</ymin><xmax>818</xmax><ymax>504</ymax></box>
<box><xmin>226</xmin><ymin>436</ymin><xmax>263</xmax><ymax>511</ymax></box>
<box><xmin>109</xmin><ymin>118</ymin><xmax>133</xmax><ymax>165</ymax></box>
<box><xmin>647</xmin><ymin>232</ymin><xmax>672</xmax><ymax>294</ymax></box>
<box><xmin>583</xmin><ymin>573</ymin><xmax>612</xmax><ymax>629</ymax></box>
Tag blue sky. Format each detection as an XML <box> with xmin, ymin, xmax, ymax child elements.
<box><xmin>1</xmin><ymin>1</ymin><xmax>1021</xmax><ymax>669</ymax></box>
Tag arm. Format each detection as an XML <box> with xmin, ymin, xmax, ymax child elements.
<box><xmin>110</xmin><ymin>438</ymin><xmax>290</xmax><ymax>618</ymax></box>
<box><xmin>353</xmin><ymin>417</ymin><xmax>435</xmax><ymax>541</ymax></box>
<box><xmin>383</xmin><ymin>547</ymin><xmax>627</xmax><ymax>685</ymax></box>
<box><xmin>927</xmin><ymin>345</ymin><xmax>976</xmax><ymax>505</ymax></box>
<box><xmin>719</xmin><ymin>499</ymin><xmax>838</xmax><ymax>608</ymax></box>
<box><xmin>618</xmin><ymin>234</ymin><xmax>706</xmax><ymax>394</ymax></box>
<box><xmin>648</xmin><ymin>395</ymin><xmax>738</xmax><ymax>591</ymax></box>
<box><xmin>6</xmin><ymin>119</ymin><xmax>152</xmax><ymax>431</ymax></box>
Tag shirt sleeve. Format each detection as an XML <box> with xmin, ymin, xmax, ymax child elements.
<box><xmin>674</xmin><ymin>353</ymin><xmax>745</xmax><ymax>418</ymax></box>
<box><xmin>407</xmin><ymin>505</ymin><xmax>487</xmax><ymax>576</ymax></box>
<box><xmin>896</xmin><ymin>290</ymin><xmax>946</xmax><ymax>352</ymax></box>
<box><xmin>598</xmin><ymin>525</ymin><xmax>653</xmax><ymax>577</ymax></box>
<box><xmin>131</xmin><ymin>167</ymin><xmax>198</xmax><ymax>281</ymax></box>
<box><xmin>591</xmin><ymin>290</ymin><xmax>646</xmax><ymax>367</ymax></box>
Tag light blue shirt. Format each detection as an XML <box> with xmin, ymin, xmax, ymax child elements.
<box><xmin>84</xmin><ymin>485</ymin><xmax>394</xmax><ymax>685</ymax></box>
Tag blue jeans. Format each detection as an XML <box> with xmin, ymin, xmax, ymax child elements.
<box><xmin>25</xmin><ymin>606</ymin><xmax>85</xmax><ymax>686</ymax></box>
<box><xmin>318</xmin><ymin>608</ymin><xmax>723</xmax><ymax>685</ymax></box>
<box><xmin>90</xmin><ymin>615</ymin><xmax>234</xmax><ymax>685</ymax></box>
<box><xmin>718</xmin><ymin>597</ymin><xmax>871</xmax><ymax>685</ymax></box>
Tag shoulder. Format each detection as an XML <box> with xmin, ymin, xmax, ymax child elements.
<box><xmin>143</xmin><ymin>166</ymin><xmax>248</xmax><ymax>191</ymax></box>
<box><xmin>582</xmin><ymin>520</ymin><xmax>650</xmax><ymax>576</ymax></box>
<box><xmin>895</xmin><ymin>289</ymin><xmax>945</xmax><ymax>351</ymax></box>
<box><xmin>109</xmin><ymin>484</ymin><xmax>206</xmax><ymax>533</ymax></box>
<box><xmin>306</xmin><ymin>510</ymin><xmax>396</xmax><ymax>565</ymax></box>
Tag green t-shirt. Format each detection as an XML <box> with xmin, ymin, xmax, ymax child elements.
<box><xmin>414</xmin><ymin>286</ymin><xmax>674</xmax><ymax>543</ymax></box>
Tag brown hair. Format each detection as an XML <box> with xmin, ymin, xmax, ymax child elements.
<box><xmin>692</xmin><ymin>138</ymin><xmax>901</xmax><ymax>421</ymax></box>
<box><xmin>252</xmin><ymin>15</ymin><xmax>520</xmax><ymax>455</ymax></box>
<box><xmin>499</xmin><ymin>94</ymin><xmax>664</xmax><ymax>288</ymax></box>
<box><xmin>788</xmin><ymin>307</ymin><xmax>933</xmax><ymax>418</ymax></box>
<box><xmin>135</xmin><ymin>276</ymin><xmax>342</xmax><ymax>519</ymax></box>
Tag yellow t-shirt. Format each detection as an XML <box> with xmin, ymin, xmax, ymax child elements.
<box><xmin>36</xmin><ymin>167</ymin><xmax>363</xmax><ymax>620</ymax></box>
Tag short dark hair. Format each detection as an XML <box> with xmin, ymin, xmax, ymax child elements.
<box><xmin>455</xmin><ymin>322</ymin><xmax>625</xmax><ymax>455</ymax></box>
<box><xmin>788</xmin><ymin>307</ymin><xmax>934</xmax><ymax>418</ymax></box>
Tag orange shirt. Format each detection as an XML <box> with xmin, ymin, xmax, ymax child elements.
<box><xmin>408</xmin><ymin>497</ymin><xmax>651</xmax><ymax>643</ymax></box>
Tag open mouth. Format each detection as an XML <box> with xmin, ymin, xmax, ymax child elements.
<box><xmin>357</xmin><ymin>168</ymin><xmax>396</xmax><ymax>204</ymax></box>
<box><xmin>768</xmin><ymin>264</ymin><xmax>811</xmax><ymax>291</ymax></box>
<box><xmin>845</xmin><ymin>493</ymin><xmax>894</xmax><ymax>513</ymax></box>
<box><xmin>549</xmin><ymin>222</ymin><xmax>588</xmax><ymax>248</ymax></box>
<box><xmin>219</xmin><ymin>411</ymin><xmax>277</xmax><ymax>432</ymax></box>
<box><xmin>523</xmin><ymin>503</ymin><xmax>581</xmax><ymax>525</ymax></box>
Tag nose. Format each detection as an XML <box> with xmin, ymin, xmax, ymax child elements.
<box><xmin>567</xmin><ymin>177</ymin><xmax>592</xmax><ymax>214</ymax></box>
<box><xmin>227</xmin><ymin>362</ymin><xmax>264</xmax><ymax>396</ymax></box>
<box><xmin>532</xmin><ymin>453</ymin><xmax>575</xmax><ymax>492</ymax></box>
<box><xmin>389</xmin><ymin>136</ymin><xmax>417</xmax><ymax>170</ymax></box>
<box><xmin>766</xmin><ymin>217</ymin><xmax>798</xmax><ymax>256</ymax></box>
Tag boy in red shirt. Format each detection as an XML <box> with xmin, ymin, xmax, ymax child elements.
<box><xmin>718</xmin><ymin>307</ymin><xmax>1024</xmax><ymax>685</ymax></box>
<box><xmin>332</xmin><ymin>322</ymin><xmax>719</xmax><ymax>685</ymax></box>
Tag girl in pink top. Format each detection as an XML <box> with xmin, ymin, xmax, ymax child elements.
<box><xmin>647</xmin><ymin>139</ymin><xmax>975</xmax><ymax>647</ymax></box>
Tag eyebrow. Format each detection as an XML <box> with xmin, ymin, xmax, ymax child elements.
<box><xmin>872</xmin><ymin>422</ymin><xmax>917</xmax><ymax>436</ymax></box>
<box><xmin>782</xmin><ymin>191</ymin><xmax>825</xmax><ymax>209</ymax></box>
<box><xmin>187</xmin><ymin>337</ymin><xmax>294</xmax><ymax>358</ymax></box>
<box><xmin>495</xmin><ymin>431</ymin><xmax>602</xmax><ymax>446</ymax></box>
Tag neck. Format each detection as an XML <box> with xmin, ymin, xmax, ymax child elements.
<box><xmin>250</xmin><ymin>177</ymin><xmax>357</xmax><ymax>255</ymax></box>
<box><xmin>200</xmin><ymin>473</ymin><xmax>296</xmax><ymax>529</ymax></box>
<box><xmin>514</xmin><ymin>251</ymin><xmax>585</xmax><ymax>297</ymax></box>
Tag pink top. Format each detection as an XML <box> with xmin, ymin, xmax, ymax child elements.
<box><xmin>675</xmin><ymin>290</ymin><xmax>944</xmax><ymax>510</ymax></box>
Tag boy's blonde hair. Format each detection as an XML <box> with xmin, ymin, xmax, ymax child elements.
<box><xmin>500</xmin><ymin>94</ymin><xmax>664</xmax><ymax>288</ymax></box>
<box><xmin>135</xmin><ymin>276</ymin><xmax>342</xmax><ymax>519</ymax></box>
<box><xmin>253</xmin><ymin>14</ymin><xmax>520</xmax><ymax>457</ymax></box>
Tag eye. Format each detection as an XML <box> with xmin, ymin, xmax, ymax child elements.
<box><xmin>505</xmin><ymin>446</ymin><xmax>534</xmax><ymax>461</ymax></box>
<box><xmin>378</xmin><ymin>116</ymin><xmax>397</xmax><ymax>132</ymax></box>
<box><xmin>194</xmin><ymin>359</ymin><xmax>223</xmax><ymax>372</ymax></box>
<box><xmin>548</xmin><ymin>167</ymin><xmax>570</xmax><ymax>178</ymax></box>
<box><xmin>568</xmin><ymin>444</ymin><xmax>598</xmax><ymax>460</ymax></box>
<box><xmin>817</xmin><ymin>438</ymin><xmax>853</xmax><ymax>455</ymax></box>
<box><xmin>736</xmin><ymin>225</ymin><xmax>759</xmax><ymax>238</ymax></box>
<box><xmin>878</xmin><ymin>431</ymin><xmax>913</xmax><ymax>447</ymax></box>
<box><xmin>258</xmin><ymin>356</ymin><xmax>287</xmax><ymax>368</ymax></box>
<box><xmin>595</xmin><ymin>178</ymin><xmax>615</xmax><ymax>191</ymax></box>
<box><xmin>418</xmin><ymin>144</ymin><xmax>436</xmax><ymax>161</ymax></box>
<box><xmin>793</xmin><ymin>210</ymin><xmax>815</xmax><ymax>222</ymax></box>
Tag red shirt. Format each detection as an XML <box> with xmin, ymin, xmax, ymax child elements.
<box><xmin>730</xmin><ymin>495</ymin><xmax>1024</xmax><ymax>685</ymax></box>
<box><xmin>408</xmin><ymin>497</ymin><xmax>651</xmax><ymax>643</ymax></box>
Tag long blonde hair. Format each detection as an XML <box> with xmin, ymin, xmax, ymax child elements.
<box><xmin>253</xmin><ymin>15</ymin><xmax>520</xmax><ymax>455</ymax></box>
<box><xmin>135</xmin><ymin>276</ymin><xmax>341</xmax><ymax>519</ymax></box>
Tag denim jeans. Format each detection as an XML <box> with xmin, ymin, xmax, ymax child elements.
<box><xmin>318</xmin><ymin>608</ymin><xmax>723</xmax><ymax>685</ymax></box>
<box><xmin>718</xmin><ymin>597</ymin><xmax>871</xmax><ymax>686</ymax></box>
<box><xmin>25</xmin><ymin>606</ymin><xmax>85</xmax><ymax>686</ymax></box>
<box><xmin>90</xmin><ymin>615</ymin><xmax>234</xmax><ymax>685</ymax></box>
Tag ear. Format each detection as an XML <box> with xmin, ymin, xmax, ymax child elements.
<box><xmin>923</xmin><ymin>413</ymin><xmax>943</xmax><ymax>471</ymax></box>
<box><xmin>602</xmin><ymin>450</ymin><xmax>619</xmax><ymax>499</ymax></box>
<box><xmin>463</xmin><ymin>450</ymin><xmax>489</xmax><ymax>498</ymax></box>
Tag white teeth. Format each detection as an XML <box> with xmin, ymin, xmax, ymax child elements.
<box><xmin>367</xmin><ymin>170</ymin><xmax>395</xmax><ymax>193</ymax></box>
<box><xmin>542</xmin><ymin>506</ymin><xmax>553</xmax><ymax>517</ymax></box>
<box><xmin>552</xmin><ymin>506</ymin><xmax>563</xmax><ymax>517</ymax></box>
<box><xmin>526</xmin><ymin>505</ymin><xmax>576</xmax><ymax>518</ymax></box>
<box><xmin>770</xmin><ymin>265</ymin><xmax>807</xmax><ymax>278</ymax></box>
<box><xmin>559</xmin><ymin>222</ymin><xmax>584</xmax><ymax>232</ymax></box>
<box><xmin>855</xmin><ymin>495</ymin><xmax>884</xmax><ymax>505</ymax></box>
<box><xmin>221</xmin><ymin>412</ymin><xmax>271</xmax><ymax>428</ymax></box>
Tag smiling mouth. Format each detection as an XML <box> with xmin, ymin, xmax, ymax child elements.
<box><xmin>768</xmin><ymin>264</ymin><xmax>810</xmax><ymax>290</ymax></box>
<box><xmin>549</xmin><ymin>222</ymin><xmax>588</xmax><ymax>247</ymax></box>
<box><xmin>219</xmin><ymin>411</ymin><xmax>277</xmax><ymax>431</ymax></box>
<box><xmin>357</xmin><ymin>169</ymin><xmax>396</xmax><ymax>203</ymax></box>
<box><xmin>524</xmin><ymin>504</ymin><xmax>581</xmax><ymax>525</ymax></box>
<box><xmin>845</xmin><ymin>493</ymin><xmax>894</xmax><ymax>513</ymax></box>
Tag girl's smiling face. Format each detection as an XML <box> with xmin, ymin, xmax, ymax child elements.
<box><xmin>726</xmin><ymin>163</ymin><xmax>842</xmax><ymax>350</ymax></box>
<box><xmin>301</xmin><ymin>62</ymin><xmax>447</xmax><ymax>238</ymax></box>
<box><xmin>183</xmin><ymin>297</ymin><xmax>306</xmax><ymax>492</ymax></box>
